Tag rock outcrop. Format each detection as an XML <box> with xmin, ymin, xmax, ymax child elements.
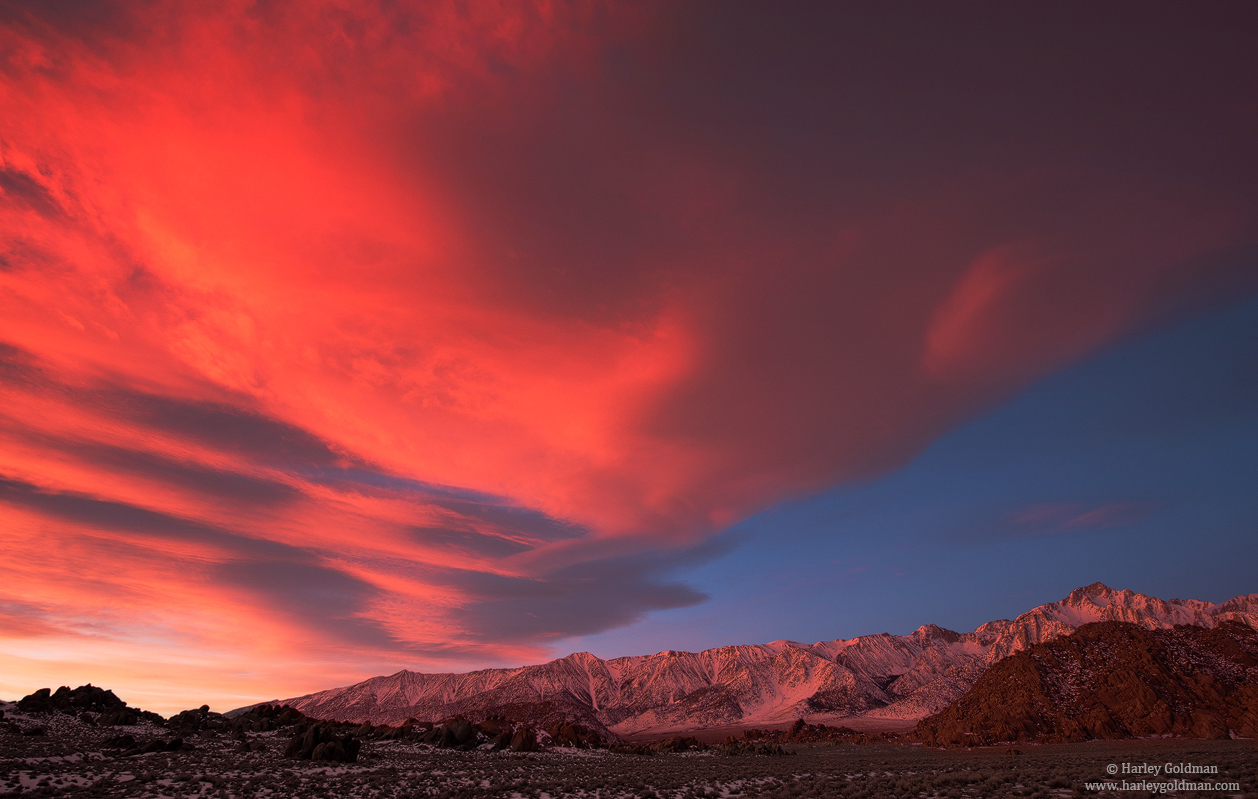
<box><xmin>283</xmin><ymin>724</ymin><xmax>363</xmax><ymax>763</ymax></box>
<box><xmin>19</xmin><ymin>685</ymin><xmax>126</xmax><ymax>715</ymax></box>
<box><xmin>914</xmin><ymin>620</ymin><xmax>1258</xmax><ymax>745</ymax></box>
<box><xmin>17</xmin><ymin>685</ymin><xmax>165</xmax><ymax>725</ymax></box>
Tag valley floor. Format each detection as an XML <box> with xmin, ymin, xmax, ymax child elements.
<box><xmin>617</xmin><ymin>715</ymin><xmax>916</xmax><ymax>745</ymax></box>
<box><xmin>4</xmin><ymin>710</ymin><xmax>1257</xmax><ymax>799</ymax></box>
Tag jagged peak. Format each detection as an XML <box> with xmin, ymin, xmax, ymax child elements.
<box><xmin>911</xmin><ymin>623</ymin><xmax>960</xmax><ymax>643</ymax></box>
<box><xmin>973</xmin><ymin>618</ymin><xmax>1012</xmax><ymax>633</ymax></box>
<box><xmin>1066</xmin><ymin>582</ymin><xmax>1119</xmax><ymax>601</ymax></box>
<box><xmin>557</xmin><ymin>651</ymin><xmax>602</xmax><ymax>664</ymax></box>
<box><xmin>1211</xmin><ymin>593</ymin><xmax>1258</xmax><ymax>614</ymax></box>
<box><xmin>763</xmin><ymin>639</ymin><xmax>808</xmax><ymax>653</ymax></box>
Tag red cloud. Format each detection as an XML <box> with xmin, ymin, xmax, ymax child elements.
<box><xmin>1</xmin><ymin>2</ymin><xmax>1256</xmax><ymax>710</ymax></box>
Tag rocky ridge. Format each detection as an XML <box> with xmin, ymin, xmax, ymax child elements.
<box><xmin>914</xmin><ymin>619</ymin><xmax>1258</xmax><ymax>745</ymax></box>
<box><xmin>4</xmin><ymin>686</ymin><xmax>612</xmax><ymax>763</ymax></box>
<box><xmin>266</xmin><ymin>583</ymin><xmax>1258</xmax><ymax>736</ymax></box>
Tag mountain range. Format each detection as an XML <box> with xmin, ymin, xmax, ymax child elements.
<box><xmin>267</xmin><ymin>583</ymin><xmax>1258</xmax><ymax>738</ymax></box>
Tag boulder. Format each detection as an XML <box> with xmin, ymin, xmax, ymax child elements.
<box><xmin>168</xmin><ymin>706</ymin><xmax>223</xmax><ymax>732</ymax></box>
<box><xmin>478</xmin><ymin>715</ymin><xmax>511</xmax><ymax>736</ymax></box>
<box><xmin>284</xmin><ymin>724</ymin><xmax>361</xmax><ymax>763</ymax></box>
<box><xmin>98</xmin><ymin>709</ymin><xmax>139</xmax><ymax>726</ymax></box>
<box><xmin>379</xmin><ymin>724</ymin><xmax>409</xmax><ymax>740</ymax></box>
<box><xmin>489</xmin><ymin>731</ymin><xmax>512</xmax><ymax>751</ymax></box>
<box><xmin>447</xmin><ymin>718</ymin><xmax>475</xmax><ymax>745</ymax></box>
<box><xmin>419</xmin><ymin>723</ymin><xmax>464</xmax><ymax>748</ymax></box>
<box><xmin>545</xmin><ymin>721</ymin><xmax>599</xmax><ymax>748</ymax></box>
<box><xmin>311</xmin><ymin>740</ymin><xmax>350</xmax><ymax>761</ymax></box>
<box><xmin>17</xmin><ymin>688</ymin><xmax>53</xmax><ymax>713</ymax></box>
<box><xmin>509</xmin><ymin>726</ymin><xmax>538</xmax><ymax>752</ymax></box>
<box><xmin>653</xmin><ymin>736</ymin><xmax>701</xmax><ymax>753</ymax></box>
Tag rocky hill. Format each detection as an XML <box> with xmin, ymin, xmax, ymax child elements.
<box><xmin>263</xmin><ymin>583</ymin><xmax>1258</xmax><ymax>736</ymax></box>
<box><xmin>914</xmin><ymin>620</ymin><xmax>1258</xmax><ymax>745</ymax></box>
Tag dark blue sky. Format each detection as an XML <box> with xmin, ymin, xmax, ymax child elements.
<box><xmin>568</xmin><ymin>294</ymin><xmax>1258</xmax><ymax>656</ymax></box>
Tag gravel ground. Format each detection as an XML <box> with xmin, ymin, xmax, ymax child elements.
<box><xmin>4</xmin><ymin>701</ymin><xmax>1257</xmax><ymax>798</ymax></box>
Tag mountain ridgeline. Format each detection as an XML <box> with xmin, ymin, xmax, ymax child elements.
<box><xmin>265</xmin><ymin>584</ymin><xmax>1258</xmax><ymax>738</ymax></box>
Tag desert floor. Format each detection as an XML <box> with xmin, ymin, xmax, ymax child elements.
<box><xmin>3</xmin><ymin>705</ymin><xmax>1256</xmax><ymax>798</ymax></box>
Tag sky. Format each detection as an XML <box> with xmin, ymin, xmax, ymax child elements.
<box><xmin>1</xmin><ymin>1</ymin><xmax>1256</xmax><ymax>714</ymax></box>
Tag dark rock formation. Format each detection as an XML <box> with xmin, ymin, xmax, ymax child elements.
<box><xmin>446</xmin><ymin>717</ymin><xmax>475</xmax><ymax>745</ymax></box>
<box><xmin>731</xmin><ymin>720</ymin><xmax>877</xmax><ymax>746</ymax></box>
<box><xmin>98</xmin><ymin>709</ymin><xmax>140</xmax><ymax>726</ymax></box>
<box><xmin>18</xmin><ymin>685</ymin><xmax>126</xmax><ymax>715</ymax></box>
<box><xmin>652</xmin><ymin>736</ymin><xmax>702</xmax><ymax>753</ymax></box>
<box><xmin>915</xmin><ymin>620</ymin><xmax>1258</xmax><ymax>746</ymax></box>
<box><xmin>545</xmin><ymin>721</ymin><xmax>600</xmax><ymax>748</ymax></box>
<box><xmin>488</xmin><ymin>731</ymin><xmax>513</xmax><ymax>750</ymax></box>
<box><xmin>284</xmin><ymin>724</ymin><xmax>362</xmax><ymax>762</ymax></box>
<box><xmin>230</xmin><ymin>703</ymin><xmax>305</xmax><ymax>733</ymax></box>
<box><xmin>168</xmin><ymin>702</ymin><xmax>313</xmax><ymax>741</ymax></box>
<box><xmin>18</xmin><ymin>684</ymin><xmax>165</xmax><ymax>726</ymax></box>
<box><xmin>477</xmin><ymin>715</ymin><xmax>511</xmax><ymax>737</ymax></box>
<box><xmin>168</xmin><ymin>705</ymin><xmax>216</xmax><ymax>731</ymax></box>
<box><xmin>416</xmin><ymin>718</ymin><xmax>474</xmax><ymax>748</ymax></box>
<box><xmin>508</xmin><ymin>726</ymin><xmax>538</xmax><ymax>752</ymax></box>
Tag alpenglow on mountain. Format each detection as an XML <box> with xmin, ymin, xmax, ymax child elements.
<box><xmin>268</xmin><ymin>584</ymin><xmax>1258</xmax><ymax>737</ymax></box>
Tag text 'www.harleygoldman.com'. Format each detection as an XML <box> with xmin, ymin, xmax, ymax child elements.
<box><xmin>1083</xmin><ymin>762</ymin><xmax>1238</xmax><ymax>794</ymax></box>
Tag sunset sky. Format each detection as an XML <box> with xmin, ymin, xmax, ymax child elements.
<box><xmin>2</xmin><ymin>1</ymin><xmax>1257</xmax><ymax>714</ymax></box>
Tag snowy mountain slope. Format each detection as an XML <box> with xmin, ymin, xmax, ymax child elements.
<box><xmin>271</xmin><ymin>583</ymin><xmax>1258</xmax><ymax>735</ymax></box>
